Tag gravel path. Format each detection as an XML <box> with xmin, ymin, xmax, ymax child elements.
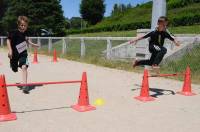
<box><xmin>0</xmin><ymin>50</ymin><xmax>200</xmax><ymax>132</ymax></box>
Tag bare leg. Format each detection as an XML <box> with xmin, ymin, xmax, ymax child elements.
<box><xmin>22</xmin><ymin>65</ymin><xmax>29</xmax><ymax>94</ymax></box>
<box><xmin>22</xmin><ymin>65</ymin><xmax>28</xmax><ymax>84</ymax></box>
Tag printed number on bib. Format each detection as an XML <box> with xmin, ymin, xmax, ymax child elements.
<box><xmin>16</xmin><ymin>41</ymin><xmax>27</xmax><ymax>54</ymax></box>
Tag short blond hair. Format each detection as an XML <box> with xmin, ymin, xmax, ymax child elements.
<box><xmin>17</xmin><ymin>16</ymin><xmax>29</xmax><ymax>25</ymax></box>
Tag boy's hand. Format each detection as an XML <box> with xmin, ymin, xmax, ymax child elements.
<box><xmin>129</xmin><ymin>40</ymin><xmax>137</xmax><ymax>44</ymax></box>
<box><xmin>174</xmin><ymin>39</ymin><xmax>180</xmax><ymax>47</ymax></box>
<box><xmin>33</xmin><ymin>44</ymin><xmax>40</xmax><ymax>48</ymax></box>
<box><xmin>175</xmin><ymin>42</ymin><xmax>181</xmax><ymax>47</ymax></box>
<box><xmin>8</xmin><ymin>51</ymin><xmax>12</xmax><ymax>59</ymax></box>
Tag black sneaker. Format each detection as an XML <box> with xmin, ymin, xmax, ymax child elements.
<box><xmin>22</xmin><ymin>86</ymin><xmax>30</xmax><ymax>94</ymax></box>
<box><xmin>133</xmin><ymin>60</ymin><xmax>139</xmax><ymax>68</ymax></box>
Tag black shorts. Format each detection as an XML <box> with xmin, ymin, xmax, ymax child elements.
<box><xmin>10</xmin><ymin>54</ymin><xmax>29</xmax><ymax>72</ymax></box>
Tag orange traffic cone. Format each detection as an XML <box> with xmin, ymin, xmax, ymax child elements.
<box><xmin>32</xmin><ymin>48</ymin><xmax>38</xmax><ymax>64</ymax></box>
<box><xmin>177</xmin><ymin>66</ymin><xmax>196</xmax><ymax>96</ymax></box>
<box><xmin>0</xmin><ymin>75</ymin><xmax>17</xmax><ymax>122</ymax></box>
<box><xmin>52</xmin><ymin>49</ymin><xmax>58</xmax><ymax>62</ymax></box>
<box><xmin>134</xmin><ymin>69</ymin><xmax>155</xmax><ymax>102</ymax></box>
<box><xmin>71</xmin><ymin>72</ymin><xmax>96</xmax><ymax>112</ymax></box>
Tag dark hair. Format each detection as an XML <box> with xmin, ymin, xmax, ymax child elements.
<box><xmin>17</xmin><ymin>16</ymin><xmax>29</xmax><ymax>25</ymax></box>
<box><xmin>157</xmin><ymin>16</ymin><xmax>169</xmax><ymax>26</ymax></box>
<box><xmin>159</xmin><ymin>16</ymin><xmax>168</xmax><ymax>22</ymax></box>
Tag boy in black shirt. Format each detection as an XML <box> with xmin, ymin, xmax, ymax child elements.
<box><xmin>130</xmin><ymin>17</ymin><xmax>180</xmax><ymax>68</ymax></box>
<box><xmin>7</xmin><ymin>16</ymin><xmax>39</xmax><ymax>94</ymax></box>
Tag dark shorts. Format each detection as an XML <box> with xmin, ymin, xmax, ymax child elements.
<box><xmin>10</xmin><ymin>54</ymin><xmax>29</xmax><ymax>72</ymax></box>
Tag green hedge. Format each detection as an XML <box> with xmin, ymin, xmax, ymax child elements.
<box><xmin>66</xmin><ymin>14</ymin><xmax>200</xmax><ymax>35</ymax></box>
<box><xmin>168</xmin><ymin>0</ymin><xmax>200</xmax><ymax>9</ymax></box>
<box><xmin>171</xmin><ymin>14</ymin><xmax>200</xmax><ymax>26</ymax></box>
<box><xmin>66</xmin><ymin>21</ymin><xmax>150</xmax><ymax>35</ymax></box>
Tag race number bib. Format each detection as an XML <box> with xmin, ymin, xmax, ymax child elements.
<box><xmin>16</xmin><ymin>41</ymin><xmax>27</xmax><ymax>54</ymax></box>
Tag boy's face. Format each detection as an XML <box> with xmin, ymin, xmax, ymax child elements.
<box><xmin>157</xmin><ymin>20</ymin><xmax>165</xmax><ymax>31</ymax></box>
<box><xmin>164</xmin><ymin>21</ymin><xmax>168</xmax><ymax>27</ymax></box>
<box><xmin>18</xmin><ymin>20</ymin><xmax>28</xmax><ymax>33</ymax></box>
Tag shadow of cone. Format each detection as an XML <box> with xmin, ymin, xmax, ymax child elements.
<box><xmin>71</xmin><ymin>72</ymin><xmax>96</xmax><ymax>112</ymax></box>
<box><xmin>0</xmin><ymin>75</ymin><xmax>17</xmax><ymax>122</ymax></box>
<box><xmin>134</xmin><ymin>69</ymin><xmax>155</xmax><ymax>102</ymax></box>
<box><xmin>52</xmin><ymin>49</ymin><xmax>58</xmax><ymax>62</ymax></box>
<box><xmin>177</xmin><ymin>66</ymin><xmax>196</xmax><ymax>96</ymax></box>
<box><xmin>32</xmin><ymin>49</ymin><xmax>38</xmax><ymax>64</ymax></box>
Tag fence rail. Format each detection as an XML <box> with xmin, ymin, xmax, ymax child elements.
<box><xmin>0</xmin><ymin>36</ymin><xmax>135</xmax><ymax>59</ymax></box>
<box><xmin>1</xmin><ymin>36</ymin><xmax>200</xmax><ymax>60</ymax></box>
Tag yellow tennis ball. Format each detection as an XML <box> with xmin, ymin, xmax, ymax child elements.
<box><xmin>94</xmin><ymin>98</ymin><xmax>105</xmax><ymax>106</ymax></box>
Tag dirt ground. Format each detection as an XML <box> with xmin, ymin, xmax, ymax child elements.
<box><xmin>0</xmin><ymin>50</ymin><xmax>200</xmax><ymax>132</ymax></box>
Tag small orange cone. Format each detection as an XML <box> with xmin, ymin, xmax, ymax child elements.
<box><xmin>32</xmin><ymin>48</ymin><xmax>38</xmax><ymax>64</ymax></box>
<box><xmin>71</xmin><ymin>72</ymin><xmax>96</xmax><ymax>112</ymax></box>
<box><xmin>0</xmin><ymin>75</ymin><xmax>17</xmax><ymax>122</ymax></box>
<box><xmin>134</xmin><ymin>69</ymin><xmax>155</xmax><ymax>102</ymax></box>
<box><xmin>177</xmin><ymin>66</ymin><xmax>196</xmax><ymax>96</ymax></box>
<box><xmin>52</xmin><ymin>49</ymin><xmax>58</xmax><ymax>62</ymax></box>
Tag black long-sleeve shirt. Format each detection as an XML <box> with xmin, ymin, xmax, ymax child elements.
<box><xmin>142</xmin><ymin>30</ymin><xmax>174</xmax><ymax>46</ymax></box>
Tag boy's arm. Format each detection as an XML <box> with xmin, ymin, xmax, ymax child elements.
<box><xmin>7</xmin><ymin>39</ymin><xmax>13</xmax><ymax>59</ymax></box>
<box><xmin>173</xmin><ymin>38</ymin><xmax>180</xmax><ymax>46</ymax></box>
<box><xmin>27</xmin><ymin>39</ymin><xmax>39</xmax><ymax>47</ymax></box>
<box><xmin>165</xmin><ymin>32</ymin><xmax>180</xmax><ymax>46</ymax></box>
<box><xmin>129</xmin><ymin>31</ymin><xmax>152</xmax><ymax>44</ymax></box>
<box><xmin>129</xmin><ymin>36</ymin><xmax>144</xmax><ymax>44</ymax></box>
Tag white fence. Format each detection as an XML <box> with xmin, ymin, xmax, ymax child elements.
<box><xmin>0</xmin><ymin>36</ymin><xmax>134</xmax><ymax>59</ymax></box>
<box><xmin>1</xmin><ymin>35</ymin><xmax>199</xmax><ymax>61</ymax></box>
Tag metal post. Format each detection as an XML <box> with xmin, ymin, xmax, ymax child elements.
<box><xmin>29</xmin><ymin>38</ymin><xmax>32</xmax><ymax>50</ymax></box>
<box><xmin>48</xmin><ymin>37</ymin><xmax>52</xmax><ymax>54</ymax></box>
<box><xmin>106</xmin><ymin>39</ymin><xmax>112</xmax><ymax>59</ymax></box>
<box><xmin>80</xmin><ymin>38</ymin><xmax>85</xmax><ymax>57</ymax></box>
<box><xmin>62</xmin><ymin>37</ymin><xmax>67</xmax><ymax>54</ymax></box>
<box><xmin>151</xmin><ymin>0</ymin><xmax>166</xmax><ymax>30</ymax></box>
<box><xmin>37</xmin><ymin>37</ymin><xmax>41</xmax><ymax>49</ymax></box>
<box><xmin>1</xmin><ymin>37</ymin><xmax>4</xmax><ymax>47</ymax></box>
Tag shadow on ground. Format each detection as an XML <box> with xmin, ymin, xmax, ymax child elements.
<box><xmin>13</xmin><ymin>106</ymin><xmax>71</xmax><ymax>114</ymax></box>
<box><xmin>132</xmin><ymin>84</ymin><xmax>175</xmax><ymax>98</ymax></box>
<box><xmin>16</xmin><ymin>83</ymin><xmax>43</xmax><ymax>92</ymax></box>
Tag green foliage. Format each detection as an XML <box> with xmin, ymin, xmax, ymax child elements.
<box><xmin>80</xmin><ymin>0</ymin><xmax>105</xmax><ymax>25</ymax></box>
<box><xmin>66</xmin><ymin>21</ymin><xmax>150</xmax><ymax>35</ymax></box>
<box><xmin>161</xmin><ymin>44</ymin><xmax>200</xmax><ymax>84</ymax></box>
<box><xmin>68</xmin><ymin>25</ymin><xmax>200</xmax><ymax>37</ymax></box>
<box><xmin>1</xmin><ymin>0</ymin><xmax>66</xmax><ymax>36</ymax></box>
<box><xmin>111</xmin><ymin>3</ymin><xmax>133</xmax><ymax>16</ymax></box>
<box><xmin>70</xmin><ymin>17</ymin><xmax>82</xmax><ymax>29</ymax></box>
<box><xmin>0</xmin><ymin>0</ymin><xmax>8</xmax><ymax>20</ymax></box>
<box><xmin>167</xmin><ymin>0</ymin><xmax>200</xmax><ymax>9</ymax></box>
<box><xmin>68</xmin><ymin>1</ymin><xmax>200</xmax><ymax>34</ymax></box>
<box><xmin>69</xmin><ymin>17</ymin><xmax>87</xmax><ymax>30</ymax></box>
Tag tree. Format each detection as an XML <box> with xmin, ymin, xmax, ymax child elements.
<box><xmin>1</xmin><ymin>0</ymin><xmax>66</xmax><ymax>36</ymax></box>
<box><xmin>127</xmin><ymin>3</ymin><xmax>132</xmax><ymax>9</ymax></box>
<box><xmin>111</xmin><ymin>3</ymin><xmax>132</xmax><ymax>16</ymax></box>
<box><xmin>111</xmin><ymin>4</ymin><xmax>119</xmax><ymax>16</ymax></box>
<box><xmin>80</xmin><ymin>0</ymin><xmax>105</xmax><ymax>25</ymax></box>
<box><xmin>70</xmin><ymin>17</ymin><xmax>82</xmax><ymax>29</ymax></box>
<box><xmin>0</xmin><ymin>0</ymin><xmax>9</xmax><ymax>20</ymax></box>
<box><xmin>0</xmin><ymin>0</ymin><xmax>9</xmax><ymax>35</ymax></box>
<box><xmin>64</xmin><ymin>18</ymin><xmax>71</xmax><ymax>29</ymax></box>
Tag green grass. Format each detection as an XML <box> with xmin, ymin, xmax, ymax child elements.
<box><xmin>69</xmin><ymin>25</ymin><xmax>200</xmax><ymax>37</ymax></box>
<box><xmin>35</xmin><ymin>39</ymin><xmax>137</xmax><ymax>71</ymax></box>
<box><xmin>33</xmin><ymin>41</ymin><xmax>200</xmax><ymax>84</ymax></box>
<box><xmin>69</xmin><ymin>30</ymin><xmax>137</xmax><ymax>37</ymax></box>
<box><xmin>93</xmin><ymin>2</ymin><xmax>200</xmax><ymax>29</ymax></box>
<box><xmin>2</xmin><ymin>38</ymin><xmax>200</xmax><ymax>84</ymax></box>
<box><xmin>169</xmin><ymin>25</ymin><xmax>200</xmax><ymax>34</ymax></box>
<box><xmin>160</xmin><ymin>45</ymin><xmax>200</xmax><ymax>84</ymax></box>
